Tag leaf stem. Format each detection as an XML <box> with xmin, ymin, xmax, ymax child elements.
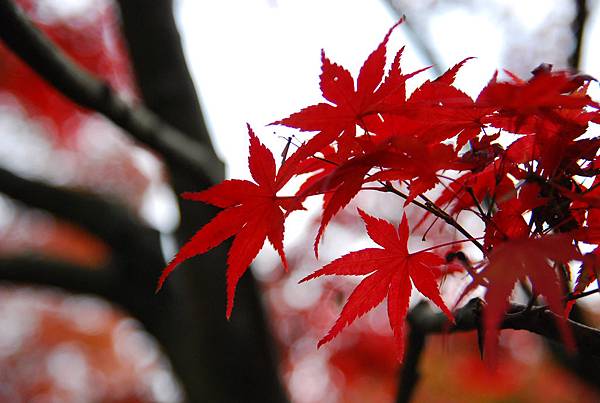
<box><xmin>466</xmin><ymin>187</ymin><xmax>486</xmax><ymax>218</ymax></box>
<box><xmin>566</xmin><ymin>287</ymin><xmax>600</xmax><ymax>301</ymax></box>
<box><xmin>416</xmin><ymin>238</ymin><xmax>484</xmax><ymax>254</ymax></box>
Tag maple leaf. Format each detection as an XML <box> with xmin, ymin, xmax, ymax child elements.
<box><xmin>567</xmin><ymin>248</ymin><xmax>600</xmax><ymax>315</ymax></box>
<box><xmin>274</xmin><ymin>20</ymin><xmax>403</xmax><ymax>134</ymax></box>
<box><xmin>422</xmin><ymin>157</ymin><xmax>516</xmax><ymax>227</ymax></box>
<box><xmin>303</xmin><ymin>134</ymin><xmax>465</xmax><ymax>257</ymax></box>
<box><xmin>478</xmin><ymin>67</ymin><xmax>597</xmax><ymax>136</ymax></box>
<box><xmin>482</xmin><ymin>182</ymin><xmax>546</xmax><ymax>250</ymax></box>
<box><xmin>300</xmin><ymin>209</ymin><xmax>454</xmax><ymax>361</ymax></box>
<box><xmin>461</xmin><ymin>234</ymin><xmax>579</xmax><ymax>365</ymax></box>
<box><xmin>400</xmin><ymin>58</ymin><xmax>489</xmax><ymax>148</ymax></box>
<box><xmin>576</xmin><ymin>255</ymin><xmax>599</xmax><ymax>293</ymax></box>
<box><xmin>298</xmin><ymin>150</ymin><xmax>383</xmax><ymax>257</ymax></box>
<box><xmin>460</xmin><ymin>132</ymin><xmax>503</xmax><ymax>169</ymax></box>
<box><xmin>271</xmin><ymin>19</ymin><xmax>428</xmax><ymax>170</ymax></box>
<box><xmin>157</xmin><ymin>125</ymin><xmax>293</xmax><ymax>318</ymax></box>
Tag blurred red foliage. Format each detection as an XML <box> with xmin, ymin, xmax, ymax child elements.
<box><xmin>0</xmin><ymin>0</ymin><xmax>134</xmax><ymax>146</ymax></box>
<box><xmin>0</xmin><ymin>2</ymin><xmax>174</xmax><ymax>402</ymax></box>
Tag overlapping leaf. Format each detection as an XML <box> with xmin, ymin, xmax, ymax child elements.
<box><xmin>567</xmin><ymin>248</ymin><xmax>600</xmax><ymax>315</ymax></box>
<box><xmin>272</xmin><ymin>19</ymin><xmax>430</xmax><ymax>171</ymax></box>
<box><xmin>274</xmin><ymin>19</ymin><xmax>406</xmax><ymax>134</ymax></box>
<box><xmin>460</xmin><ymin>234</ymin><xmax>579</xmax><ymax>365</ymax></box>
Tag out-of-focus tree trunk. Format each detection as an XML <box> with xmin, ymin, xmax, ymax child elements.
<box><xmin>115</xmin><ymin>1</ymin><xmax>288</xmax><ymax>401</ymax></box>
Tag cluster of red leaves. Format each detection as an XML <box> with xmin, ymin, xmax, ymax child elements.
<box><xmin>161</xmin><ymin>20</ymin><xmax>600</xmax><ymax>363</ymax></box>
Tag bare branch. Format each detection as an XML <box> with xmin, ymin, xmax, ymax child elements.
<box><xmin>0</xmin><ymin>165</ymin><xmax>157</xmax><ymax>254</ymax></box>
<box><xmin>0</xmin><ymin>255</ymin><xmax>118</xmax><ymax>300</ymax></box>
<box><xmin>0</xmin><ymin>0</ymin><xmax>223</xmax><ymax>184</ymax></box>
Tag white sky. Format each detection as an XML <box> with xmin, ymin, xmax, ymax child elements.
<box><xmin>177</xmin><ymin>0</ymin><xmax>424</xmax><ymax>179</ymax></box>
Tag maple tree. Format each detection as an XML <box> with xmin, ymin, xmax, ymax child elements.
<box><xmin>2</xmin><ymin>0</ymin><xmax>600</xmax><ymax>402</ymax></box>
<box><xmin>161</xmin><ymin>18</ymin><xmax>600</xmax><ymax>373</ymax></box>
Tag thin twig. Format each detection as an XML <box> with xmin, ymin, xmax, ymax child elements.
<box><xmin>380</xmin><ymin>0</ymin><xmax>444</xmax><ymax>77</ymax></box>
<box><xmin>566</xmin><ymin>287</ymin><xmax>600</xmax><ymax>301</ymax></box>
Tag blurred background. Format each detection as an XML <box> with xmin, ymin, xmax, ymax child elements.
<box><xmin>0</xmin><ymin>0</ymin><xmax>599</xmax><ymax>402</ymax></box>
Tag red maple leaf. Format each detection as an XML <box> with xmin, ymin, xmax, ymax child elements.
<box><xmin>425</xmin><ymin>156</ymin><xmax>516</xmax><ymax>226</ymax></box>
<box><xmin>271</xmin><ymin>19</ymin><xmax>427</xmax><ymax>170</ymax></box>
<box><xmin>478</xmin><ymin>67</ymin><xmax>596</xmax><ymax>136</ymax></box>
<box><xmin>274</xmin><ymin>19</ymin><xmax>405</xmax><ymax>134</ymax></box>
<box><xmin>482</xmin><ymin>182</ymin><xmax>546</xmax><ymax>250</ymax></box>
<box><xmin>567</xmin><ymin>248</ymin><xmax>600</xmax><ymax>314</ymax></box>
<box><xmin>300</xmin><ymin>209</ymin><xmax>454</xmax><ymax>361</ymax></box>
<box><xmin>297</xmin><ymin>149</ymin><xmax>385</xmax><ymax>257</ymax></box>
<box><xmin>300</xmin><ymin>133</ymin><xmax>464</xmax><ymax>257</ymax></box>
<box><xmin>157</xmin><ymin>125</ymin><xmax>292</xmax><ymax>318</ymax></box>
<box><xmin>391</xmin><ymin>58</ymin><xmax>489</xmax><ymax>148</ymax></box>
<box><xmin>461</xmin><ymin>234</ymin><xmax>579</xmax><ymax>365</ymax></box>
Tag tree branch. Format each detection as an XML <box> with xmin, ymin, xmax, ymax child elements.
<box><xmin>0</xmin><ymin>165</ymin><xmax>157</xmax><ymax>254</ymax></box>
<box><xmin>568</xmin><ymin>0</ymin><xmax>587</xmax><ymax>69</ymax></box>
<box><xmin>380</xmin><ymin>0</ymin><xmax>444</xmax><ymax>76</ymax></box>
<box><xmin>0</xmin><ymin>255</ymin><xmax>118</xmax><ymax>300</ymax></box>
<box><xmin>411</xmin><ymin>298</ymin><xmax>600</xmax><ymax>358</ymax></box>
<box><xmin>0</xmin><ymin>0</ymin><xmax>223</xmax><ymax>184</ymax></box>
<box><xmin>396</xmin><ymin>298</ymin><xmax>600</xmax><ymax>402</ymax></box>
<box><xmin>116</xmin><ymin>0</ymin><xmax>213</xmax><ymax>148</ymax></box>
<box><xmin>396</xmin><ymin>301</ymin><xmax>428</xmax><ymax>403</ymax></box>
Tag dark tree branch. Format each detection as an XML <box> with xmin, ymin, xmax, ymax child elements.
<box><xmin>396</xmin><ymin>297</ymin><xmax>600</xmax><ymax>402</ymax></box>
<box><xmin>396</xmin><ymin>301</ymin><xmax>428</xmax><ymax>403</ymax></box>
<box><xmin>0</xmin><ymin>255</ymin><xmax>118</xmax><ymax>300</ymax></box>
<box><xmin>0</xmin><ymin>0</ymin><xmax>224</xmax><ymax>184</ymax></box>
<box><xmin>0</xmin><ymin>250</ymin><xmax>174</xmax><ymax>344</ymax></box>
<box><xmin>568</xmin><ymin>0</ymin><xmax>588</xmax><ymax>69</ymax></box>
<box><xmin>115</xmin><ymin>0</ymin><xmax>213</xmax><ymax>148</ymax></box>
<box><xmin>0</xmin><ymin>165</ymin><xmax>157</xmax><ymax>254</ymax></box>
<box><xmin>0</xmin><ymin>165</ymin><xmax>169</xmax><ymax>321</ymax></box>
<box><xmin>410</xmin><ymin>298</ymin><xmax>600</xmax><ymax>358</ymax></box>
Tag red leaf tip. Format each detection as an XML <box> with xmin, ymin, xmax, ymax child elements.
<box><xmin>316</xmin><ymin>337</ymin><xmax>329</xmax><ymax>349</ymax></box>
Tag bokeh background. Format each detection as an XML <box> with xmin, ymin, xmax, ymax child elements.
<box><xmin>0</xmin><ymin>0</ymin><xmax>599</xmax><ymax>402</ymax></box>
